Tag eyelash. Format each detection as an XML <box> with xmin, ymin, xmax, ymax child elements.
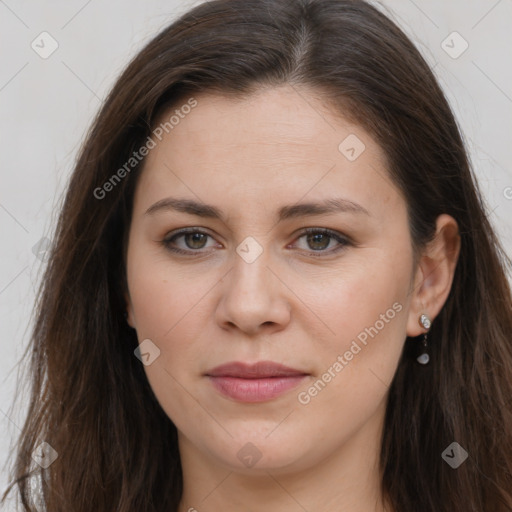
<box><xmin>161</xmin><ymin>227</ymin><xmax>351</xmax><ymax>257</ymax></box>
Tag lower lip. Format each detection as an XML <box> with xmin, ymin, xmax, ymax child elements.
<box><xmin>207</xmin><ymin>375</ymin><xmax>308</xmax><ymax>402</ymax></box>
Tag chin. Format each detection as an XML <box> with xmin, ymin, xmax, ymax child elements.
<box><xmin>212</xmin><ymin>431</ymin><xmax>313</xmax><ymax>473</ymax></box>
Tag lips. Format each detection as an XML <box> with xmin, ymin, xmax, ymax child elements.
<box><xmin>206</xmin><ymin>361</ymin><xmax>306</xmax><ymax>378</ymax></box>
<box><xmin>205</xmin><ymin>361</ymin><xmax>309</xmax><ymax>402</ymax></box>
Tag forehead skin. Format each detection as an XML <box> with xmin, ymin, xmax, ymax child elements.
<box><xmin>134</xmin><ymin>84</ymin><xmax>406</xmax><ymax>243</ymax></box>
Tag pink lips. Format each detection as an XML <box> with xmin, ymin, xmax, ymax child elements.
<box><xmin>205</xmin><ymin>361</ymin><xmax>309</xmax><ymax>403</ymax></box>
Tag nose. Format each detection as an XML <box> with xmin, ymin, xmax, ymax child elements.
<box><xmin>215</xmin><ymin>247</ymin><xmax>291</xmax><ymax>335</ymax></box>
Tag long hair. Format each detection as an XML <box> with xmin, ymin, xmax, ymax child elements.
<box><xmin>3</xmin><ymin>0</ymin><xmax>512</xmax><ymax>510</ymax></box>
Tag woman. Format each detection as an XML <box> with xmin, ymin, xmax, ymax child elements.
<box><xmin>3</xmin><ymin>0</ymin><xmax>512</xmax><ymax>510</ymax></box>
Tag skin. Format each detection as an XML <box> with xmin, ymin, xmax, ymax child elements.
<box><xmin>125</xmin><ymin>84</ymin><xmax>460</xmax><ymax>512</ymax></box>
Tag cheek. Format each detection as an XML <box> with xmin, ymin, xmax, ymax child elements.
<box><xmin>291</xmin><ymin>271</ymin><xmax>408</xmax><ymax>449</ymax></box>
<box><xmin>127</xmin><ymin>243</ymin><xmax>209</xmax><ymax>340</ymax></box>
<box><xmin>126</xmin><ymin>258</ymin><xmax>198</xmax><ymax>403</ymax></box>
<box><xmin>298</xmin><ymin>255</ymin><xmax>409</xmax><ymax>347</ymax></box>
<box><xmin>293</xmin><ymin>252</ymin><xmax>412</xmax><ymax>415</ymax></box>
<box><xmin>126</xmin><ymin>252</ymin><xmax>214</xmax><ymax>428</ymax></box>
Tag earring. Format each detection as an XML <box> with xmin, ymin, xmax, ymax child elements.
<box><xmin>417</xmin><ymin>313</ymin><xmax>431</xmax><ymax>365</ymax></box>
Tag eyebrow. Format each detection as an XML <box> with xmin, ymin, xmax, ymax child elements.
<box><xmin>145</xmin><ymin>196</ymin><xmax>370</xmax><ymax>221</ymax></box>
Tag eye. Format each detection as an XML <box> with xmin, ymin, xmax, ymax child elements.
<box><xmin>162</xmin><ymin>228</ymin><xmax>219</xmax><ymax>255</ymax></box>
<box><xmin>290</xmin><ymin>228</ymin><xmax>350</xmax><ymax>256</ymax></box>
<box><xmin>162</xmin><ymin>227</ymin><xmax>350</xmax><ymax>257</ymax></box>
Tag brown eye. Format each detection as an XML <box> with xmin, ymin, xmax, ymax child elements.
<box><xmin>162</xmin><ymin>229</ymin><xmax>218</xmax><ymax>255</ymax></box>
<box><xmin>292</xmin><ymin>228</ymin><xmax>350</xmax><ymax>256</ymax></box>
<box><xmin>306</xmin><ymin>232</ymin><xmax>332</xmax><ymax>251</ymax></box>
<box><xmin>183</xmin><ymin>232</ymin><xmax>208</xmax><ymax>249</ymax></box>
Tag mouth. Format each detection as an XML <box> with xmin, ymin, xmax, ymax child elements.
<box><xmin>205</xmin><ymin>361</ymin><xmax>309</xmax><ymax>403</ymax></box>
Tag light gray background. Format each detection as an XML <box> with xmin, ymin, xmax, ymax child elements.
<box><xmin>1</xmin><ymin>0</ymin><xmax>511</xmax><ymax>506</ymax></box>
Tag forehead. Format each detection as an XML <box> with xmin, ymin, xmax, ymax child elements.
<box><xmin>153</xmin><ymin>85</ymin><xmax>366</xmax><ymax>161</ymax></box>
<box><xmin>134</xmin><ymin>85</ymin><xmax>401</xmax><ymax>220</ymax></box>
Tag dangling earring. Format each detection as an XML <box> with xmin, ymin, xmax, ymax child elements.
<box><xmin>417</xmin><ymin>313</ymin><xmax>431</xmax><ymax>365</ymax></box>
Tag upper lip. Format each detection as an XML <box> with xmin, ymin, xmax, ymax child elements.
<box><xmin>206</xmin><ymin>361</ymin><xmax>308</xmax><ymax>379</ymax></box>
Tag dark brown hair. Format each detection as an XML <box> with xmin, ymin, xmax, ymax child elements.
<box><xmin>3</xmin><ymin>0</ymin><xmax>512</xmax><ymax>510</ymax></box>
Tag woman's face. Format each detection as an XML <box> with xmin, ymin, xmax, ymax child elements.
<box><xmin>125</xmin><ymin>85</ymin><xmax>419</xmax><ymax>474</ymax></box>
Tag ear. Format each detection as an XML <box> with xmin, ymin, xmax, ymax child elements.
<box><xmin>406</xmin><ymin>214</ymin><xmax>461</xmax><ymax>337</ymax></box>
<box><xmin>125</xmin><ymin>292</ymin><xmax>136</xmax><ymax>329</ymax></box>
